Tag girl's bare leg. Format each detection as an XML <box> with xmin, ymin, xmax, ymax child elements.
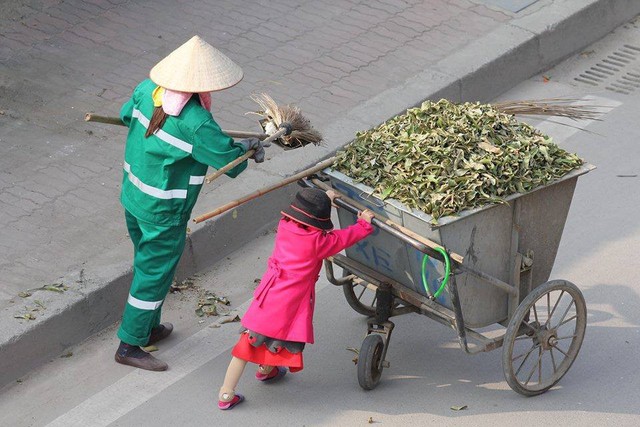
<box><xmin>219</xmin><ymin>357</ymin><xmax>248</xmax><ymax>401</ymax></box>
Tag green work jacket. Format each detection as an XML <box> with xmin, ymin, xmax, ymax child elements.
<box><xmin>119</xmin><ymin>79</ymin><xmax>247</xmax><ymax>226</ymax></box>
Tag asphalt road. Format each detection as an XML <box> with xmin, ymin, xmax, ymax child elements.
<box><xmin>2</xmin><ymin>17</ymin><xmax>640</xmax><ymax>427</ymax></box>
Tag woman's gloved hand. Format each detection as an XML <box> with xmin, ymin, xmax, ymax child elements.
<box><xmin>233</xmin><ymin>138</ymin><xmax>271</xmax><ymax>163</ymax></box>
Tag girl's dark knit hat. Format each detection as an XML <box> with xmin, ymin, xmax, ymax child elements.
<box><xmin>281</xmin><ymin>188</ymin><xmax>334</xmax><ymax>231</ymax></box>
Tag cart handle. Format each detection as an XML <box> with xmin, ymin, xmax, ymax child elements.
<box><xmin>306</xmin><ymin>178</ymin><xmax>464</xmax><ymax>265</ymax></box>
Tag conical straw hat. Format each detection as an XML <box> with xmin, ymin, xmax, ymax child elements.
<box><xmin>150</xmin><ymin>36</ymin><xmax>243</xmax><ymax>93</ymax></box>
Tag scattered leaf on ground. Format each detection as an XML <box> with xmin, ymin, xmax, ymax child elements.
<box><xmin>35</xmin><ymin>300</ymin><xmax>46</xmax><ymax>309</ymax></box>
<box><xmin>14</xmin><ymin>313</ymin><xmax>36</xmax><ymax>320</ymax></box>
<box><xmin>194</xmin><ymin>290</ymin><xmax>232</xmax><ymax>317</ymax></box>
<box><xmin>451</xmin><ymin>405</ymin><xmax>468</xmax><ymax>411</ymax></box>
<box><xmin>220</xmin><ymin>315</ymin><xmax>241</xmax><ymax>324</ymax></box>
<box><xmin>201</xmin><ymin>304</ymin><xmax>218</xmax><ymax>316</ymax></box>
<box><xmin>346</xmin><ymin>347</ymin><xmax>360</xmax><ymax>355</ymax></box>
<box><xmin>171</xmin><ymin>278</ymin><xmax>196</xmax><ymax>293</ymax></box>
<box><xmin>18</xmin><ymin>291</ymin><xmax>32</xmax><ymax>298</ymax></box>
<box><xmin>42</xmin><ymin>283</ymin><xmax>68</xmax><ymax>293</ymax></box>
<box><xmin>368</xmin><ymin>416</ymin><xmax>374</xmax><ymax>424</ymax></box>
<box><xmin>142</xmin><ymin>345</ymin><xmax>158</xmax><ymax>352</ymax></box>
<box><xmin>209</xmin><ymin>324</ymin><xmax>221</xmax><ymax>328</ymax></box>
<box><xmin>213</xmin><ymin>295</ymin><xmax>230</xmax><ymax>305</ymax></box>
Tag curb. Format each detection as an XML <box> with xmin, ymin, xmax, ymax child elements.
<box><xmin>2</xmin><ymin>0</ymin><xmax>639</xmax><ymax>389</ymax></box>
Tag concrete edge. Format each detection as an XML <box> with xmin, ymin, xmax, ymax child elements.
<box><xmin>1</xmin><ymin>0</ymin><xmax>638</xmax><ymax>389</ymax></box>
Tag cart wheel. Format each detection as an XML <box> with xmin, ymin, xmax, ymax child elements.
<box><xmin>343</xmin><ymin>279</ymin><xmax>377</xmax><ymax>317</ymax></box>
<box><xmin>502</xmin><ymin>280</ymin><xmax>586</xmax><ymax>396</ymax></box>
<box><xmin>357</xmin><ymin>334</ymin><xmax>385</xmax><ymax>390</ymax></box>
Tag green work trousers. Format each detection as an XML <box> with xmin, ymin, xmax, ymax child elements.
<box><xmin>117</xmin><ymin>210</ymin><xmax>187</xmax><ymax>346</ymax></box>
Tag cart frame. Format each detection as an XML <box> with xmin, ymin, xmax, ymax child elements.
<box><xmin>304</xmin><ymin>175</ymin><xmax>588</xmax><ymax>396</ymax></box>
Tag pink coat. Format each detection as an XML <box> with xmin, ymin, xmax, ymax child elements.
<box><xmin>241</xmin><ymin>217</ymin><xmax>374</xmax><ymax>344</ymax></box>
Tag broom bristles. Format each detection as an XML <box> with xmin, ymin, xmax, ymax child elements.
<box><xmin>249</xmin><ymin>93</ymin><xmax>322</xmax><ymax>148</ymax></box>
<box><xmin>493</xmin><ymin>98</ymin><xmax>605</xmax><ymax>121</ymax></box>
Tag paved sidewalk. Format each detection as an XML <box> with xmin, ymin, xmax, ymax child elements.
<box><xmin>1</xmin><ymin>0</ymin><xmax>639</xmax><ymax>387</ymax></box>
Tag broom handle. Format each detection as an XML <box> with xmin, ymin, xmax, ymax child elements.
<box><xmin>85</xmin><ymin>114</ymin><xmax>123</xmax><ymax>126</ymax></box>
<box><xmin>204</xmin><ymin>127</ymin><xmax>288</xmax><ymax>184</ymax></box>
<box><xmin>84</xmin><ymin>113</ymin><xmax>268</xmax><ymax>140</ymax></box>
<box><xmin>193</xmin><ymin>157</ymin><xmax>336</xmax><ymax>224</ymax></box>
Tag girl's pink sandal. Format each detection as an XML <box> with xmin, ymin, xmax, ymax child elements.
<box><xmin>255</xmin><ymin>366</ymin><xmax>287</xmax><ymax>382</ymax></box>
<box><xmin>218</xmin><ymin>393</ymin><xmax>244</xmax><ymax>410</ymax></box>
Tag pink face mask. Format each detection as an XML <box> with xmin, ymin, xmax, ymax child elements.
<box><xmin>161</xmin><ymin>88</ymin><xmax>212</xmax><ymax>116</ymax></box>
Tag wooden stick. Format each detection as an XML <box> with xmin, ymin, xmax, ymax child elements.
<box><xmin>311</xmin><ymin>179</ymin><xmax>464</xmax><ymax>264</ymax></box>
<box><xmin>84</xmin><ymin>113</ymin><xmax>267</xmax><ymax>140</ymax></box>
<box><xmin>84</xmin><ymin>114</ymin><xmax>122</xmax><ymax>126</ymax></box>
<box><xmin>193</xmin><ymin>157</ymin><xmax>336</xmax><ymax>224</ymax></box>
<box><xmin>204</xmin><ymin>127</ymin><xmax>288</xmax><ymax>183</ymax></box>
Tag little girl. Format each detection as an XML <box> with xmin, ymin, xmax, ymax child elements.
<box><xmin>218</xmin><ymin>187</ymin><xmax>374</xmax><ymax>410</ymax></box>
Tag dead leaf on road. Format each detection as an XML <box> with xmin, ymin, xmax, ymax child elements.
<box><xmin>14</xmin><ymin>313</ymin><xmax>36</xmax><ymax>320</ymax></box>
<box><xmin>346</xmin><ymin>347</ymin><xmax>360</xmax><ymax>355</ymax></box>
<box><xmin>220</xmin><ymin>315</ymin><xmax>241</xmax><ymax>324</ymax></box>
<box><xmin>42</xmin><ymin>283</ymin><xmax>68</xmax><ymax>293</ymax></box>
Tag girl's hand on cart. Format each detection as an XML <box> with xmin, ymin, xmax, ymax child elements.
<box><xmin>358</xmin><ymin>209</ymin><xmax>374</xmax><ymax>223</ymax></box>
<box><xmin>326</xmin><ymin>189</ymin><xmax>339</xmax><ymax>207</ymax></box>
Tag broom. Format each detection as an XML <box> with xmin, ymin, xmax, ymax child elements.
<box><xmin>492</xmin><ymin>98</ymin><xmax>604</xmax><ymax>121</ymax></box>
<box><xmin>84</xmin><ymin>93</ymin><xmax>322</xmax><ymax>183</ymax></box>
<box><xmin>203</xmin><ymin>93</ymin><xmax>322</xmax><ymax>183</ymax></box>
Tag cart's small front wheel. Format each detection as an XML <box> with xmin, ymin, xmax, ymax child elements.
<box><xmin>502</xmin><ymin>280</ymin><xmax>586</xmax><ymax>396</ymax></box>
<box><xmin>357</xmin><ymin>334</ymin><xmax>385</xmax><ymax>390</ymax></box>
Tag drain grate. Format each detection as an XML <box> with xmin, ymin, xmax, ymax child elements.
<box><xmin>574</xmin><ymin>44</ymin><xmax>640</xmax><ymax>95</ymax></box>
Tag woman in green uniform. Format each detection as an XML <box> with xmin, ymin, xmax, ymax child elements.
<box><xmin>115</xmin><ymin>36</ymin><xmax>266</xmax><ymax>371</ymax></box>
